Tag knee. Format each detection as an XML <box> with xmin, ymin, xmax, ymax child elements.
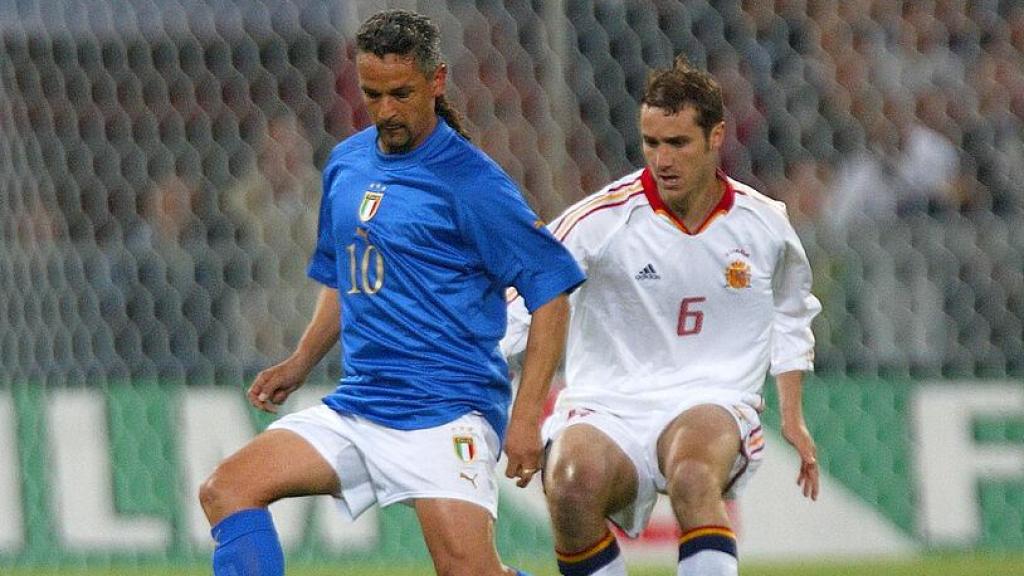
<box><xmin>197</xmin><ymin>470</ymin><xmax>224</xmax><ymax>518</ymax></box>
<box><xmin>198</xmin><ymin>466</ymin><xmax>249</xmax><ymax>523</ymax></box>
<box><xmin>664</xmin><ymin>459</ymin><xmax>720</xmax><ymax>506</ymax></box>
<box><xmin>545</xmin><ymin>458</ymin><xmax>614</xmax><ymax>514</ymax></box>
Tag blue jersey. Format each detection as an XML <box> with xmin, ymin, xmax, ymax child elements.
<box><xmin>308</xmin><ymin>119</ymin><xmax>584</xmax><ymax>441</ymax></box>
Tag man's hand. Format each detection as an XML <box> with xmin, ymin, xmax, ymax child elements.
<box><xmin>246</xmin><ymin>287</ymin><xmax>339</xmax><ymax>413</ymax></box>
<box><xmin>503</xmin><ymin>414</ymin><xmax>543</xmax><ymax>488</ymax></box>
<box><xmin>782</xmin><ymin>420</ymin><xmax>819</xmax><ymax>501</ymax></box>
<box><xmin>246</xmin><ymin>358</ymin><xmax>308</xmax><ymax>413</ymax></box>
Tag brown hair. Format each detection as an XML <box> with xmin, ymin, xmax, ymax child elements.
<box><xmin>640</xmin><ymin>55</ymin><xmax>724</xmax><ymax>138</ymax></box>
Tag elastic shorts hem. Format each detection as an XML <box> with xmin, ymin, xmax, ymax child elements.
<box><xmin>380</xmin><ymin>491</ymin><xmax>499</xmax><ymax>519</ymax></box>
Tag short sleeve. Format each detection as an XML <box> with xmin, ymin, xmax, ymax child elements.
<box><xmin>455</xmin><ymin>172</ymin><xmax>584</xmax><ymax>313</ymax></box>
<box><xmin>307</xmin><ymin>165</ymin><xmax>339</xmax><ymax>288</ymax></box>
<box><xmin>499</xmin><ymin>203</ymin><xmax>595</xmax><ymax>358</ymax></box>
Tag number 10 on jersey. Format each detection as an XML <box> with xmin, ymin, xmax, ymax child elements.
<box><xmin>347</xmin><ymin>242</ymin><xmax>384</xmax><ymax>294</ymax></box>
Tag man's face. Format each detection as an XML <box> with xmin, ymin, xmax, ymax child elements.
<box><xmin>640</xmin><ymin>104</ymin><xmax>724</xmax><ymax>207</ymax></box>
<box><xmin>357</xmin><ymin>52</ymin><xmax>445</xmax><ymax>154</ymax></box>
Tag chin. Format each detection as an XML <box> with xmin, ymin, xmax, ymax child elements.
<box><xmin>383</xmin><ymin>139</ymin><xmax>413</xmax><ymax>154</ymax></box>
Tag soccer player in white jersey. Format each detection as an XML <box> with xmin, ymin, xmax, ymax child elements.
<box><xmin>502</xmin><ymin>56</ymin><xmax>822</xmax><ymax>576</ymax></box>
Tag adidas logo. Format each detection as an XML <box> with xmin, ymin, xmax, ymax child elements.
<box><xmin>635</xmin><ymin>263</ymin><xmax>661</xmax><ymax>281</ymax></box>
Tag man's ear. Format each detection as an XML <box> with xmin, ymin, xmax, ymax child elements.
<box><xmin>709</xmin><ymin>121</ymin><xmax>726</xmax><ymax>151</ymax></box>
<box><xmin>432</xmin><ymin>63</ymin><xmax>448</xmax><ymax>97</ymax></box>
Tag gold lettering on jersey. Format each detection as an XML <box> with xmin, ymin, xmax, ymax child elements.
<box><xmin>347</xmin><ymin>228</ymin><xmax>384</xmax><ymax>294</ymax></box>
<box><xmin>725</xmin><ymin>260</ymin><xmax>751</xmax><ymax>289</ymax></box>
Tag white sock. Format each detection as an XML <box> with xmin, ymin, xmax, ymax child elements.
<box><xmin>678</xmin><ymin>549</ymin><xmax>738</xmax><ymax>576</ymax></box>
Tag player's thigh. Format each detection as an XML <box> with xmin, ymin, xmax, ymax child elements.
<box><xmin>545</xmin><ymin>423</ymin><xmax>638</xmax><ymax>512</ymax></box>
<box><xmin>415</xmin><ymin>498</ymin><xmax>504</xmax><ymax>576</ymax></box>
<box><xmin>655</xmin><ymin>404</ymin><xmax>741</xmax><ymax>488</ymax></box>
<box><xmin>208</xmin><ymin>429</ymin><xmax>340</xmax><ymax>505</ymax></box>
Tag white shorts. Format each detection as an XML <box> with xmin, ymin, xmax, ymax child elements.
<box><xmin>542</xmin><ymin>395</ymin><xmax>764</xmax><ymax>538</ymax></box>
<box><xmin>268</xmin><ymin>404</ymin><xmax>501</xmax><ymax>520</ymax></box>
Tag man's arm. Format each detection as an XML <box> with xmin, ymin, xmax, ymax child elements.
<box><xmin>504</xmin><ymin>293</ymin><xmax>570</xmax><ymax>487</ymax></box>
<box><xmin>248</xmin><ymin>286</ymin><xmax>341</xmax><ymax>413</ymax></box>
<box><xmin>499</xmin><ymin>289</ymin><xmax>531</xmax><ymax>360</ymax></box>
<box><xmin>775</xmin><ymin>370</ymin><xmax>819</xmax><ymax>500</ymax></box>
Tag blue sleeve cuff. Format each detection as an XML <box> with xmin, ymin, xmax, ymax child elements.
<box><xmin>518</xmin><ymin>262</ymin><xmax>585</xmax><ymax>313</ymax></box>
<box><xmin>307</xmin><ymin>260</ymin><xmax>338</xmax><ymax>289</ymax></box>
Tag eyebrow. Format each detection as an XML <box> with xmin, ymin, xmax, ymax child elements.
<box><xmin>643</xmin><ymin>134</ymin><xmax>689</xmax><ymax>145</ymax></box>
<box><xmin>361</xmin><ymin>85</ymin><xmax>414</xmax><ymax>96</ymax></box>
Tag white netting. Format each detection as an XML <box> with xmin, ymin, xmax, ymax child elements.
<box><xmin>1</xmin><ymin>0</ymin><xmax>1023</xmax><ymax>569</ymax></box>
<box><xmin>1</xmin><ymin>0</ymin><xmax>1022</xmax><ymax>384</ymax></box>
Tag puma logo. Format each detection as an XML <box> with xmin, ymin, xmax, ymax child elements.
<box><xmin>459</xmin><ymin>472</ymin><xmax>478</xmax><ymax>489</ymax></box>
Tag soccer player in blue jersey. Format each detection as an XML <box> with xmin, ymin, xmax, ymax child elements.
<box><xmin>198</xmin><ymin>10</ymin><xmax>584</xmax><ymax>576</ymax></box>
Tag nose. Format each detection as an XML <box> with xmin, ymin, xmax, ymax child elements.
<box><xmin>377</xmin><ymin>96</ymin><xmax>399</xmax><ymax>120</ymax></box>
<box><xmin>654</xmin><ymin>145</ymin><xmax>673</xmax><ymax>169</ymax></box>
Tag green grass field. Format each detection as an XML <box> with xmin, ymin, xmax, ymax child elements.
<box><xmin>4</xmin><ymin>553</ymin><xmax>1024</xmax><ymax>576</ymax></box>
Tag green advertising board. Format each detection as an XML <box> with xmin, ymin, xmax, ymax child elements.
<box><xmin>0</xmin><ymin>377</ymin><xmax>1021</xmax><ymax>569</ymax></box>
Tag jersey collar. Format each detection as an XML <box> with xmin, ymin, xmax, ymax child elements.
<box><xmin>640</xmin><ymin>167</ymin><xmax>735</xmax><ymax>235</ymax></box>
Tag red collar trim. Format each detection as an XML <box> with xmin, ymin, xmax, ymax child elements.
<box><xmin>640</xmin><ymin>167</ymin><xmax>735</xmax><ymax>234</ymax></box>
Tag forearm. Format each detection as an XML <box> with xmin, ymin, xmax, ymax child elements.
<box><xmin>510</xmin><ymin>294</ymin><xmax>570</xmax><ymax>426</ymax></box>
<box><xmin>288</xmin><ymin>286</ymin><xmax>341</xmax><ymax>374</ymax></box>
<box><xmin>774</xmin><ymin>370</ymin><xmax>807</xmax><ymax>431</ymax></box>
<box><xmin>775</xmin><ymin>369</ymin><xmax>820</xmax><ymax>499</ymax></box>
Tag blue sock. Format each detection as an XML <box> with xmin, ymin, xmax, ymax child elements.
<box><xmin>211</xmin><ymin>508</ymin><xmax>284</xmax><ymax>576</ymax></box>
<box><xmin>515</xmin><ymin>570</ymin><xmax>532</xmax><ymax>576</ymax></box>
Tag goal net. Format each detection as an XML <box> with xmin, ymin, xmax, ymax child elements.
<box><xmin>1</xmin><ymin>0</ymin><xmax>1021</xmax><ymax>568</ymax></box>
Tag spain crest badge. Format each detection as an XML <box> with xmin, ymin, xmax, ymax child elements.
<box><xmin>725</xmin><ymin>260</ymin><xmax>751</xmax><ymax>289</ymax></box>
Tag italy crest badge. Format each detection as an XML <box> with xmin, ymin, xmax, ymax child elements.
<box><xmin>359</xmin><ymin>190</ymin><xmax>384</xmax><ymax>222</ymax></box>
<box><xmin>453</xmin><ymin>435</ymin><xmax>476</xmax><ymax>463</ymax></box>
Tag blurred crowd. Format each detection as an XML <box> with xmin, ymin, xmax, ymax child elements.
<box><xmin>1</xmin><ymin>0</ymin><xmax>1021</xmax><ymax>386</ymax></box>
<box><xmin>731</xmin><ymin>0</ymin><xmax>1024</xmax><ymax>230</ymax></box>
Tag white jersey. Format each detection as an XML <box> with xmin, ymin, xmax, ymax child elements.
<box><xmin>502</xmin><ymin>168</ymin><xmax>820</xmax><ymax>420</ymax></box>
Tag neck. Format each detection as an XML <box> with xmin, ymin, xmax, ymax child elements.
<box><xmin>666</xmin><ymin>172</ymin><xmax>722</xmax><ymax>231</ymax></box>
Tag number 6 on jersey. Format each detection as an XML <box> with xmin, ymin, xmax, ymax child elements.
<box><xmin>677</xmin><ymin>296</ymin><xmax>705</xmax><ymax>336</ymax></box>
